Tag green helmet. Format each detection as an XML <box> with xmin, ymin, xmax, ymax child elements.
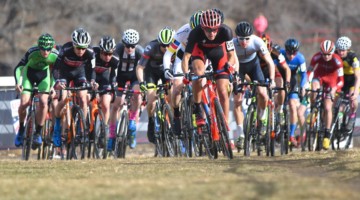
<box><xmin>189</xmin><ymin>10</ymin><xmax>203</xmax><ymax>29</ymax></box>
<box><xmin>157</xmin><ymin>27</ymin><xmax>175</xmax><ymax>46</ymax></box>
<box><xmin>38</xmin><ymin>33</ymin><xmax>55</xmax><ymax>50</ymax></box>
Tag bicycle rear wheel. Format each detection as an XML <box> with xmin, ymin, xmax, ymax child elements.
<box><xmin>307</xmin><ymin>109</ymin><xmax>319</xmax><ymax>151</ymax></box>
<box><xmin>69</xmin><ymin>106</ymin><xmax>87</xmax><ymax>159</ymax></box>
<box><xmin>22</xmin><ymin>112</ymin><xmax>35</xmax><ymax>160</ymax></box>
<box><xmin>244</xmin><ymin>104</ymin><xmax>256</xmax><ymax>157</ymax></box>
<box><xmin>266</xmin><ymin>104</ymin><xmax>274</xmax><ymax>157</ymax></box>
<box><xmin>114</xmin><ymin>110</ymin><xmax>129</xmax><ymax>158</ymax></box>
<box><xmin>214</xmin><ymin>99</ymin><xmax>233</xmax><ymax>159</ymax></box>
<box><xmin>41</xmin><ymin>116</ymin><xmax>54</xmax><ymax>160</ymax></box>
<box><xmin>180</xmin><ymin>98</ymin><xmax>193</xmax><ymax>157</ymax></box>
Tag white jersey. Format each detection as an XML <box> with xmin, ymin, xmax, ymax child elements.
<box><xmin>233</xmin><ymin>35</ymin><xmax>269</xmax><ymax>63</ymax></box>
<box><xmin>163</xmin><ymin>23</ymin><xmax>192</xmax><ymax>78</ymax></box>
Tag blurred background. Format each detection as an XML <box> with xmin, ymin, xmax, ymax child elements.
<box><xmin>1</xmin><ymin>0</ymin><xmax>360</xmax><ymax>76</ymax></box>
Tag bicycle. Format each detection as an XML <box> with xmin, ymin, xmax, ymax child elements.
<box><xmin>113</xmin><ymin>84</ymin><xmax>145</xmax><ymax>159</ymax></box>
<box><xmin>272</xmin><ymin>86</ymin><xmax>289</xmax><ymax>156</ymax></box>
<box><xmin>40</xmin><ymin>95</ymin><xmax>55</xmax><ymax>160</ymax></box>
<box><xmin>189</xmin><ymin>68</ymin><xmax>234</xmax><ymax>160</ymax></box>
<box><xmin>233</xmin><ymin>81</ymin><xmax>272</xmax><ymax>157</ymax></box>
<box><xmin>88</xmin><ymin>90</ymin><xmax>109</xmax><ymax>159</ymax></box>
<box><xmin>21</xmin><ymin>85</ymin><xmax>43</xmax><ymax>160</ymax></box>
<box><xmin>305</xmin><ymin>88</ymin><xmax>329</xmax><ymax>151</ymax></box>
<box><xmin>331</xmin><ymin>92</ymin><xmax>353</xmax><ymax>150</ymax></box>
<box><xmin>58</xmin><ymin>85</ymin><xmax>91</xmax><ymax>160</ymax></box>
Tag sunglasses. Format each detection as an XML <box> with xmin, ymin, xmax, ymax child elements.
<box><xmin>322</xmin><ymin>53</ymin><xmax>332</xmax><ymax>56</ymax></box>
<box><xmin>40</xmin><ymin>47</ymin><xmax>52</xmax><ymax>52</ymax></box>
<box><xmin>286</xmin><ymin>51</ymin><xmax>297</xmax><ymax>55</ymax></box>
<box><xmin>75</xmin><ymin>46</ymin><xmax>87</xmax><ymax>50</ymax></box>
<box><xmin>238</xmin><ymin>37</ymin><xmax>250</xmax><ymax>41</ymax></box>
<box><xmin>203</xmin><ymin>27</ymin><xmax>219</xmax><ymax>33</ymax></box>
<box><xmin>101</xmin><ymin>51</ymin><xmax>113</xmax><ymax>56</ymax></box>
<box><xmin>125</xmin><ymin>44</ymin><xmax>136</xmax><ymax>49</ymax></box>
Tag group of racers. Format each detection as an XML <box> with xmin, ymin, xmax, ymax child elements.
<box><xmin>13</xmin><ymin>8</ymin><xmax>359</xmax><ymax>153</ymax></box>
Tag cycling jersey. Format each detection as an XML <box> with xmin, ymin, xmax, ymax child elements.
<box><xmin>163</xmin><ymin>23</ymin><xmax>191</xmax><ymax>76</ymax></box>
<box><xmin>114</xmin><ymin>43</ymin><xmax>143</xmax><ymax>88</ymax></box>
<box><xmin>309</xmin><ymin>52</ymin><xmax>344</xmax><ymax>89</ymax></box>
<box><xmin>93</xmin><ymin>47</ymin><xmax>119</xmax><ymax>90</ymax></box>
<box><xmin>337</xmin><ymin>51</ymin><xmax>359</xmax><ymax>75</ymax></box>
<box><xmin>186</xmin><ymin>24</ymin><xmax>234</xmax><ymax>77</ymax></box>
<box><xmin>259</xmin><ymin>46</ymin><xmax>285</xmax><ymax>79</ymax></box>
<box><xmin>139</xmin><ymin>40</ymin><xmax>167</xmax><ymax>85</ymax></box>
<box><xmin>53</xmin><ymin>42</ymin><xmax>95</xmax><ymax>87</ymax></box>
<box><xmin>14</xmin><ymin>46</ymin><xmax>58</xmax><ymax>94</ymax></box>
<box><xmin>233</xmin><ymin>35</ymin><xmax>268</xmax><ymax>82</ymax></box>
<box><xmin>280</xmin><ymin>49</ymin><xmax>307</xmax><ymax>91</ymax></box>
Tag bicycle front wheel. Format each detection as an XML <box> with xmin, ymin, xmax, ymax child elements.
<box><xmin>22</xmin><ymin>111</ymin><xmax>35</xmax><ymax>161</ymax></box>
<box><xmin>114</xmin><ymin>110</ymin><xmax>129</xmax><ymax>159</ymax></box>
<box><xmin>69</xmin><ymin>106</ymin><xmax>87</xmax><ymax>160</ymax></box>
<box><xmin>244</xmin><ymin>104</ymin><xmax>256</xmax><ymax>157</ymax></box>
<box><xmin>93</xmin><ymin>110</ymin><xmax>107</xmax><ymax>159</ymax></box>
<box><xmin>214</xmin><ymin>99</ymin><xmax>233</xmax><ymax>159</ymax></box>
<box><xmin>163</xmin><ymin>103</ymin><xmax>176</xmax><ymax>157</ymax></box>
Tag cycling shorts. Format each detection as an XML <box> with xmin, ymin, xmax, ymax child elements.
<box><xmin>22</xmin><ymin>67</ymin><xmax>51</xmax><ymax>94</ymax></box>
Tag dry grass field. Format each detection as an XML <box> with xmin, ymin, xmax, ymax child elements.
<box><xmin>1</xmin><ymin>144</ymin><xmax>360</xmax><ymax>200</ymax></box>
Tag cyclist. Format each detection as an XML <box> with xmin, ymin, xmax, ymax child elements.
<box><xmin>335</xmin><ymin>36</ymin><xmax>360</xmax><ymax>131</ymax></box>
<box><xmin>92</xmin><ymin>36</ymin><xmax>118</xmax><ymax>143</ymax></box>
<box><xmin>280</xmin><ymin>38</ymin><xmax>307</xmax><ymax>147</ymax></box>
<box><xmin>182</xmin><ymin>9</ymin><xmax>236</xmax><ymax>128</ymax></box>
<box><xmin>136</xmin><ymin>27</ymin><xmax>175</xmax><ymax>143</ymax></box>
<box><xmin>14</xmin><ymin>33</ymin><xmax>58</xmax><ymax>148</ymax></box>
<box><xmin>52</xmin><ymin>28</ymin><xmax>96</xmax><ymax>147</ymax></box>
<box><xmin>308</xmin><ymin>40</ymin><xmax>344</xmax><ymax>150</ymax></box>
<box><xmin>232</xmin><ymin>21</ymin><xmax>276</xmax><ymax>150</ymax></box>
<box><xmin>108</xmin><ymin>29</ymin><xmax>143</xmax><ymax>150</ymax></box>
<box><xmin>259</xmin><ymin>34</ymin><xmax>291</xmax><ymax>122</ymax></box>
<box><xmin>163</xmin><ymin>10</ymin><xmax>202</xmax><ymax>137</ymax></box>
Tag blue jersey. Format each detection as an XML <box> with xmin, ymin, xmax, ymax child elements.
<box><xmin>279</xmin><ymin>49</ymin><xmax>307</xmax><ymax>88</ymax></box>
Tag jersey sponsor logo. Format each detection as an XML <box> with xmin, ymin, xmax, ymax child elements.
<box><xmin>260</xmin><ymin>46</ymin><xmax>268</xmax><ymax>54</ymax></box>
<box><xmin>64</xmin><ymin>57</ymin><xmax>85</xmax><ymax>67</ymax></box>
<box><xmin>176</xmin><ymin>28</ymin><xmax>190</xmax><ymax>35</ymax></box>
<box><xmin>145</xmin><ymin>45</ymin><xmax>152</xmax><ymax>52</ymax></box>
<box><xmin>338</xmin><ymin>67</ymin><xmax>344</xmax><ymax>76</ymax></box>
<box><xmin>94</xmin><ymin>66</ymin><xmax>109</xmax><ymax>73</ymax></box>
<box><xmin>226</xmin><ymin>40</ymin><xmax>234</xmax><ymax>51</ymax></box>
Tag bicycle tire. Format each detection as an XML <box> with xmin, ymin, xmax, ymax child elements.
<box><xmin>213</xmin><ymin>99</ymin><xmax>233</xmax><ymax>159</ymax></box>
<box><xmin>22</xmin><ymin>111</ymin><xmax>35</xmax><ymax>161</ymax></box>
<box><xmin>180</xmin><ymin>98</ymin><xmax>193</xmax><ymax>157</ymax></box>
<box><xmin>114</xmin><ymin>110</ymin><xmax>128</xmax><ymax>158</ymax></box>
<box><xmin>154</xmin><ymin>103</ymin><xmax>165</xmax><ymax>157</ymax></box>
<box><xmin>163</xmin><ymin>103</ymin><xmax>176</xmax><ymax>157</ymax></box>
<box><xmin>266</xmin><ymin>104</ymin><xmax>274</xmax><ymax>157</ymax></box>
<box><xmin>307</xmin><ymin>109</ymin><xmax>318</xmax><ymax>151</ymax></box>
<box><xmin>93</xmin><ymin>110</ymin><xmax>107</xmax><ymax>159</ymax></box>
<box><xmin>41</xmin><ymin>117</ymin><xmax>54</xmax><ymax>159</ymax></box>
<box><xmin>69</xmin><ymin>106</ymin><xmax>87</xmax><ymax>159</ymax></box>
<box><xmin>244</xmin><ymin>104</ymin><xmax>256</xmax><ymax>157</ymax></box>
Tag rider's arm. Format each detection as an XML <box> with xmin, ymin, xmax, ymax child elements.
<box><xmin>163</xmin><ymin>40</ymin><xmax>179</xmax><ymax>70</ymax></box>
<box><xmin>263</xmin><ymin>52</ymin><xmax>275</xmax><ymax>80</ymax></box>
<box><xmin>352</xmin><ymin>56</ymin><xmax>360</xmax><ymax>97</ymax></box>
<box><xmin>181</xmin><ymin>52</ymin><xmax>191</xmax><ymax>74</ymax></box>
<box><xmin>14</xmin><ymin>48</ymin><xmax>32</xmax><ymax>84</ymax></box>
<box><xmin>277</xmin><ymin>53</ymin><xmax>291</xmax><ymax>83</ymax></box>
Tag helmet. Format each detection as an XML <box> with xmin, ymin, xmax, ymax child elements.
<box><xmin>99</xmin><ymin>36</ymin><xmax>116</xmax><ymax>53</ymax></box>
<box><xmin>336</xmin><ymin>36</ymin><xmax>352</xmax><ymax>50</ymax></box>
<box><xmin>261</xmin><ymin>33</ymin><xmax>272</xmax><ymax>51</ymax></box>
<box><xmin>285</xmin><ymin>38</ymin><xmax>300</xmax><ymax>54</ymax></box>
<box><xmin>320</xmin><ymin>40</ymin><xmax>335</xmax><ymax>54</ymax></box>
<box><xmin>212</xmin><ymin>8</ymin><xmax>224</xmax><ymax>23</ymax></box>
<box><xmin>189</xmin><ymin>10</ymin><xmax>203</xmax><ymax>29</ymax></box>
<box><xmin>157</xmin><ymin>27</ymin><xmax>175</xmax><ymax>45</ymax></box>
<box><xmin>71</xmin><ymin>28</ymin><xmax>91</xmax><ymax>48</ymax></box>
<box><xmin>38</xmin><ymin>33</ymin><xmax>55</xmax><ymax>50</ymax></box>
<box><xmin>122</xmin><ymin>29</ymin><xmax>140</xmax><ymax>45</ymax></box>
<box><xmin>200</xmin><ymin>9</ymin><xmax>222</xmax><ymax>29</ymax></box>
<box><xmin>235</xmin><ymin>21</ymin><xmax>253</xmax><ymax>37</ymax></box>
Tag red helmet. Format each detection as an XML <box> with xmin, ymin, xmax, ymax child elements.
<box><xmin>261</xmin><ymin>33</ymin><xmax>272</xmax><ymax>51</ymax></box>
<box><xmin>320</xmin><ymin>40</ymin><xmax>335</xmax><ymax>54</ymax></box>
<box><xmin>200</xmin><ymin>9</ymin><xmax>222</xmax><ymax>29</ymax></box>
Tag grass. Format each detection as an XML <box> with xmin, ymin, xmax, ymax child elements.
<box><xmin>1</xmin><ymin>146</ymin><xmax>360</xmax><ymax>200</ymax></box>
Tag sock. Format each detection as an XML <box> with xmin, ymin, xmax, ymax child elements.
<box><xmin>174</xmin><ymin>107</ymin><xmax>181</xmax><ymax>118</ymax></box>
<box><xmin>54</xmin><ymin>117</ymin><xmax>61</xmax><ymax>131</ymax></box>
<box><xmin>35</xmin><ymin>125</ymin><xmax>43</xmax><ymax>134</ymax></box>
<box><xmin>109</xmin><ymin>123</ymin><xmax>116</xmax><ymax>139</ymax></box>
<box><xmin>129</xmin><ymin>110</ymin><xmax>138</xmax><ymax>120</ymax></box>
<box><xmin>19</xmin><ymin>122</ymin><xmax>24</xmax><ymax>134</ymax></box>
<box><xmin>349</xmin><ymin>113</ymin><xmax>356</xmax><ymax>119</ymax></box>
<box><xmin>237</xmin><ymin>125</ymin><xmax>244</xmax><ymax>138</ymax></box>
<box><xmin>290</xmin><ymin>124</ymin><xmax>296</xmax><ymax>137</ymax></box>
<box><xmin>260</xmin><ymin>108</ymin><xmax>267</xmax><ymax>120</ymax></box>
<box><xmin>324</xmin><ymin>128</ymin><xmax>330</xmax><ymax>138</ymax></box>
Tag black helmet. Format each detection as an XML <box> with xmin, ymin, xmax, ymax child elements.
<box><xmin>235</xmin><ymin>21</ymin><xmax>254</xmax><ymax>37</ymax></box>
<box><xmin>285</xmin><ymin>38</ymin><xmax>300</xmax><ymax>54</ymax></box>
<box><xmin>212</xmin><ymin>8</ymin><xmax>224</xmax><ymax>23</ymax></box>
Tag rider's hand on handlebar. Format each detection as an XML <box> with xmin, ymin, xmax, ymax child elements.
<box><xmin>164</xmin><ymin>69</ymin><xmax>174</xmax><ymax>80</ymax></box>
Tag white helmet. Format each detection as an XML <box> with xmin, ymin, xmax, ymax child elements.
<box><xmin>122</xmin><ymin>29</ymin><xmax>140</xmax><ymax>45</ymax></box>
<box><xmin>72</xmin><ymin>28</ymin><xmax>91</xmax><ymax>48</ymax></box>
<box><xmin>336</xmin><ymin>36</ymin><xmax>352</xmax><ymax>50</ymax></box>
<box><xmin>99</xmin><ymin>36</ymin><xmax>116</xmax><ymax>53</ymax></box>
